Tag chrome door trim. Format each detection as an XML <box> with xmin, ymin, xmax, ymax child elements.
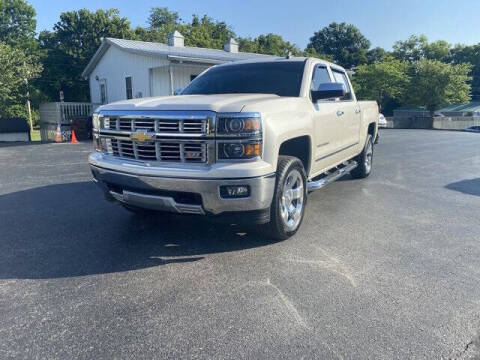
<box><xmin>315</xmin><ymin>142</ymin><xmax>358</xmax><ymax>162</ymax></box>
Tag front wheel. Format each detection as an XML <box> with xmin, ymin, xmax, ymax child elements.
<box><xmin>351</xmin><ymin>134</ymin><xmax>374</xmax><ymax>179</ymax></box>
<box><xmin>263</xmin><ymin>156</ymin><xmax>307</xmax><ymax>240</ymax></box>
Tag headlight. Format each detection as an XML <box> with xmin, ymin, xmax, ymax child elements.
<box><xmin>92</xmin><ymin>113</ymin><xmax>101</xmax><ymax>130</ymax></box>
<box><xmin>216</xmin><ymin>113</ymin><xmax>262</xmax><ymax>160</ymax></box>
<box><xmin>217</xmin><ymin>113</ymin><xmax>261</xmax><ymax>136</ymax></box>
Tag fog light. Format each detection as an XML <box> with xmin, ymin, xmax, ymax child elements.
<box><xmin>220</xmin><ymin>185</ymin><xmax>250</xmax><ymax>198</ymax></box>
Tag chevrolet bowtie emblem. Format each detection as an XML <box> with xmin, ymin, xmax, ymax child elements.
<box><xmin>130</xmin><ymin>130</ymin><xmax>155</xmax><ymax>143</ymax></box>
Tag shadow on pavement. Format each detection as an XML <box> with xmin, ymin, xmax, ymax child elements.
<box><xmin>445</xmin><ymin>178</ymin><xmax>480</xmax><ymax>197</ymax></box>
<box><xmin>0</xmin><ymin>181</ymin><xmax>274</xmax><ymax>280</ymax></box>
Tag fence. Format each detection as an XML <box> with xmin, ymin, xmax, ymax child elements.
<box><xmin>39</xmin><ymin>102</ymin><xmax>100</xmax><ymax>142</ymax></box>
<box><xmin>386</xmin><ymin>116</ymin><xmax>480</xmax><ymax>130</ymax></box>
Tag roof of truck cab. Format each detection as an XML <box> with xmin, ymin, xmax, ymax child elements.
<box><xmin>211</xmin><ymin>56</ymin><xmax>342</xmax><ymax>69</ymax></box>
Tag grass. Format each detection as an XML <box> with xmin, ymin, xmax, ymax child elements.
<box><xmin>30</xmin><ymin>129</ymin><xmax>41</xmax><ymax>142</ymax></box>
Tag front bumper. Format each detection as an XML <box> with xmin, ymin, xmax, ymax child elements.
<box><xmin>90</xmin><ymin>164</ymin><xmax>275</xmax><ymax>216</ymax></box>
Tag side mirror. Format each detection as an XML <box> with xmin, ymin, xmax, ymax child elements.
<box><xmin>173</xmin><ymin>88</ymin><xmax>183</xmax><ymax>96</ymax></box>
<box><xmin>311</xmin><ymin>83</ymin><xmax>346</xmax><ymax>102</ymax></box>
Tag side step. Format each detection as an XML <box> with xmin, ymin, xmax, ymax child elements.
<box><xmin>307</xmin><ymin>161</ymin><xmax>358</xmax><ymax>192</ymax></box>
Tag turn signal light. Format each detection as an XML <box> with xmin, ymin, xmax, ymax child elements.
<box><xmin>245</xmin><ymin>143</ymin><xmax>261</xmax><ymax>157</ymax></box>
<box><xmin>244</xmin><ymin>118</ymin><xmax>261</xmax><ymax>131</ymax></box>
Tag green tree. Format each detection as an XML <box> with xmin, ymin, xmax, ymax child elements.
<box><xmin>145</xmin><ymin>7</ymin><xmax>180</xmax><ymax>43</ymax></box>
<box><xmin>138</xmin><ymin>9</ymin><xmax>236</xmax><ymax>50</ymax></box>
<box><xmin>306</xmin><ymin>22</ymin><xmax>371</xmax><ymax>68</ymax></box>
<box><xmin>180</xmin><ymin>15</ymin><xmax>235</xmax><ymax>49</ymax></box>
<box><xmin>302</xmin><ymin>47</ymin><xmax>334</xmax><ymax>61</ymax></box>
<box><xmin>0</xmin><ymin>0</ymin><xmax>36</xmax><ymax>50</ymax></box>
<box><xmin>392</xmin><ymin>35</ymin><xmax>428</xmax><ymax>62</ymax></box>
<box><xmin>423</xmin><ymin>40</ymin><xmax>452</xmax><ymax>62</ymax></box>
<box><xmin>405</xmin><ymin>59</ymin><xmax>471</xmax><ymax>116</ymax></box>
<box><xmin>451</xmin><ymin>44</ymin><xmax>480</xmax><ymax>96</ymax></box>
<box><xmin>393</xmin><ymin>35</ymin><xmax>452</xmax><ymax>62</ymax></box>
<box><xmin>239</xmin><ymin>33</ymin><xmax>300</xmax><ymax>56</ymax></box>
<box><xmin>38</xmin><ymin>8</ymin><xmax>134</xmax><ymax>102</ymax></box>
<box><xmin>352</xmin><ymin>56</ymin><xmax>409</xmax><ymax>111</ymax></box>
<box><xmin>366</xmin><ymin>47</ymin><xmax>388</xmax><ymax>64</ymax></box>
<box><xmin>0</xmin><ymin>42</ymin><xmax>41</xmax><ymax>117</ymax></box>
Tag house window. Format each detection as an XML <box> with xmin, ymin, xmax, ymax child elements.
<box><xmin>190</xmin><ymin>75</ymin><xmax>197</xmax><ymax>82</ymax></box>
<box><xmin>125</xmin><ymin>76</ymin><xmax>133</xmax><ymax>99</ymax></box>
<box><xmin>100</xmin><ymin>83</ymin><xmax>107</xmax><ymax>104</ymax></box>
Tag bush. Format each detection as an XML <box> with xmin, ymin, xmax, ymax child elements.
<box><xmin>2</xmin><ymin>104</ymin><xmax>39</xmax><ymax>128</ymax></box>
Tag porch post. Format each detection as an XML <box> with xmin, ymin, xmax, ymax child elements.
<box><xmin>168</xmin><ymin>63</ymin><xmax>174</xmax><ymax>95</ymax></box>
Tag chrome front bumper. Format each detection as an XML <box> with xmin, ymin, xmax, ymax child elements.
<box><xmin>90</xmin><ymin>165</ymin><xmax>275</xmax><ymax>215</ymax></box>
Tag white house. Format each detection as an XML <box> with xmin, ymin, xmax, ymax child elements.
<box><xmin>82</xmin><ymin>31</ymin><xmax>274</xmax><ymax>104</ymax></box>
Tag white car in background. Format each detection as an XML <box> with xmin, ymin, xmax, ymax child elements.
<box><xmin>378</xmin><ymin>113</ymin><xmax>387</xmax><ymax>128</ymax></box>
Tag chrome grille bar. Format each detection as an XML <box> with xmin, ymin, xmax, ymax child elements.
<box><xmin>99</xmin><ymin>111</ymin><xmax>215</xmax><ymax>165</ymax></box>
<box><xmin>107</xmin><ymin>138</ymin><xmax>207</xmax><ymax>163</ymax></box>
<box><xmin>104</xmin><ymin>117</ymin><xmax>207</xmax><ymax>135</ymax></box>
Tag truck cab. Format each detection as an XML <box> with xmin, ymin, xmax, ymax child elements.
<box><xmin>89</xmin><ymin>57</ymin><xmax>378</xmax><ymax>239</ymax></box>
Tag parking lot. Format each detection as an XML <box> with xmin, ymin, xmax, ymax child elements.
<box><xmin>0</xmin><ymin>129</ymin><xmax>479</xmax><ymax>359</ymax></box>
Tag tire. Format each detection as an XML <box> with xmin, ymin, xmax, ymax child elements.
<box><xmin>262</xmin><ymin>156</ymin><xmax>307</xmax><ymax>240</ymax></box>
<box><xmin>351</xmin><ymin>134</ymin><xmax>374</xmax><ymax>179</ymax></box>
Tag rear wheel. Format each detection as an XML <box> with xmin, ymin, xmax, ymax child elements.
<box><xmin>263</xmin><ymin>156</ymin><xmax>307</xmax><ymax>240</ymax></box>
<box><xmin>351</xmin><ymin>134</ymin><xmax>374</xmax><ymax>179</ymax></box>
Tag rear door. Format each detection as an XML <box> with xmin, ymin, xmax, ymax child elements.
<box><xmin>331</xmin><ymin>69</ymin><xmax>361</xmax><ymax>158</ymax></box>
<box><xmin>310</xmin><ymin>64</ymin><xmax>343</xmax><ymax>175</ymax></box>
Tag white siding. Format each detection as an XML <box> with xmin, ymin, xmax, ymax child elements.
<box><xmin>89</xmin><ymin>46</ymin><xmax>169</xmax><ymax>104</ymax></box>
<box><xmin>151</xmin><ymin>64</ymin><xmax>210</xmax><ymax>97</ymax></box>
<box><xmin>150</xmin><ymin>66</ymin><xmax>170</xmax><ymax>97</ymax></box>
<box><xmin>172</xmin><ymin>64</ymin><xmax>209</xmax><ymax>92</ymax></box>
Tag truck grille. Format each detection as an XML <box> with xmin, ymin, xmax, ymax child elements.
<box><xmin>99</xmin><ymin>112</ymin><xmax>213</xmax><ymax>165</ymax></box>
<box><xmin>106</xmin><ymin>118</ymin><xmax>206</xmax><ymax>134</ymax></box>
<box><xmin>107</xmin><ymin>139</ymin><xmax>207</xmax><ymax>163</ymax></box>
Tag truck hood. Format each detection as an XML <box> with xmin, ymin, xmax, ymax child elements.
<box><xmin>98</xmin><ymin>94</ymin><xmax>280</xmax><ymax>113</ymax></box>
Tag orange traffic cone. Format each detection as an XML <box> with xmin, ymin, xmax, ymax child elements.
<box><xmin>54</xmin><ymin>124</ymin><xmax>63</xmax><ymax>143</ymax></box>
<box><xmin>71</xmin><ymin>129</ymin><xmax>79</xmax><ymax>143</ymax></box>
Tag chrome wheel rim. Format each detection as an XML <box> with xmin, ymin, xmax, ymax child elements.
<box><xmin>365</xmin><ymin>139</ymin><xmax>373</xmax><ymax>173</ymax></box>
<box><xmin>280</xmin><ymin>169</ymin><xmax>304</xmax><ymax>231</ymax></box>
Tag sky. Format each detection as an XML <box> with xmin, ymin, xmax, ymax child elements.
<box><xmin>29</xmin><ymin>0</ymin><xmax>480</xmax><ymax>50</ymax></box>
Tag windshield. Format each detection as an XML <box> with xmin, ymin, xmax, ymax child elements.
<box><xmin>182</xmin><ymin>61</ymin><xmax>305</xmax><ymax>97</ymax></box>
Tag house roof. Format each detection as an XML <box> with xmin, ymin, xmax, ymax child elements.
<box><xmin>82</xmin><ymin>37</ymin><xmax>275</xmax><ymax>78</ymax></box>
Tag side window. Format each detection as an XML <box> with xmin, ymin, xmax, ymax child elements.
<box><xmin>332</xmin><ymin>70</ymin><xmax>352</xmax><ymax>101</ymax></box>
<box><xmin>311</xmin><ymin>65</ymin><xmax>331</xmax><ymax>91</ymax></box>
<box><xmin>125</xmin><ymin>76</ymin><xmax>133</xmax><ymax>99</ymax></box>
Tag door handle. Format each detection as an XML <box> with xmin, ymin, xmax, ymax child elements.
<box><xmin>355</xmin><ymin>109</ymin><xmax>361</xmax><ymax>114</ymax></box>
<box><xmin>336</xmin><ymin>110</ymin><xmax>344</xmax><ymax>117</ymax></box>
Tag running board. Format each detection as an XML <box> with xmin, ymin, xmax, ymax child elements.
<box><xmin>307</xmin><ymin>161</ymin><xmax>358</xmax><ymax>192</ymax></box>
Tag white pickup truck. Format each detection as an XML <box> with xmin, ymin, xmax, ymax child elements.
<box><xmin>89</xmin><ymin>57</ymin><xmax>378</xmax><ymax>239</ymax></box>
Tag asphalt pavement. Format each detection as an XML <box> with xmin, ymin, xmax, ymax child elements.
<box><xmin>0</xmin><ymin>129</ymin><xmax>479</xmax><ymax>359</ymax></box>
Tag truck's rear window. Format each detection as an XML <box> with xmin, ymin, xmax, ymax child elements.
<box><xmin>182</xmin><ymin>61</ymin><xmax>305</xmax><ymax>97</ymax></box>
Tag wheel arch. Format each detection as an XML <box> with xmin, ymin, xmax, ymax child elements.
<box><xmin>278</xmin><ymin>135</ymin><xmax>312</xmax><ymax>175</ymax></box>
